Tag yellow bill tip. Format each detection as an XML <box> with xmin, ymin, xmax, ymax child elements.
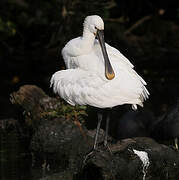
<box><xmin>106</xmin><ymin>72</ymin><xmax>115</xmax><ymax>80</ymax></box>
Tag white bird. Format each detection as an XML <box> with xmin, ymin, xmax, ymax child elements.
<box><xmin>50</xmin><ymin>15</ymin><xmax>149</xmax><ymax>151</ymax></box>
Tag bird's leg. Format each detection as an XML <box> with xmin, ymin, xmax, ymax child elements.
<box><xmin>104</xmin><ymin>109</ymin><xmax>110</xmax><ymax>147</ymax></box>
<box><xmin>93</xmin><ymin>111</ymin><xmax>103</xmax><ymax>150</ymax></box>
<box><xmin>83</xmin><ymin>111</ymin><xmax>103</xmax><ymax>164</ymax></box>
<box><xmin>174</xmin><ymin>138</ymin><xmax>178</xmax><ymax>150</ymax></box>
<box><xmin>104</xmin><ymin>109</ymin><xmax>112</xmax><ymax>153</ymax></box>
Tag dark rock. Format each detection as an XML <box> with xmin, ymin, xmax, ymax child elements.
<box><xmin>10</xmin><ymin>85</ymin><xmax>179</xmax><ymax>180</ymax></box>
<box><xmin>38</xmin><ymin>171</ymin><xmax>73</xmax><ymax>180</ymax></box>
<box><xmin>31</xmin><ymin>117</ymin><xmax>93</xmax><ymax>172</ymax></box>
<box><xmin>10</xmin><ymin>85</ymin><xmax>61</xmax><ymax>127</ymax></box>
<box><xmin>78</xmin><ymin>137</ymin><xmax>179</xmax><ymax>180</ymax></box>
<box><xmin>0</xmin><ymin>118</ymin><xmax>17</xmax><ymax>130</ymax></box>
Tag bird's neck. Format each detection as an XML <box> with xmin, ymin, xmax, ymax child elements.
<box><xmin>82</xmin><ymin>28</ymin><xmax>95</xmax><ymax>48</ymax></box>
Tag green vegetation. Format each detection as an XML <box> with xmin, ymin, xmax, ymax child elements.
<box><xmin>41</xmin><ymin>100</ymin><xmax>88</xmax><ymax>124</ymax></box>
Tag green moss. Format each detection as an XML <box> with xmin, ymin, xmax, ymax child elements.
<box><xmin>41</xmin><ymin>100</ymin><xmax>88</xmax><ymax>124</ymax></box>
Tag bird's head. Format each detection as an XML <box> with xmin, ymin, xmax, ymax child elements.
<box><xmin>83</xmin><ymin>15</ymin><xmax>115</xmax><ymax>80</ymax></box>
<box><xmin>83</xmin><ymin>15</ymin><xmax>104</xmax><ymax>36</ymax></box>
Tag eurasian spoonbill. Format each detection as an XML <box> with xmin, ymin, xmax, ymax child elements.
<box><xmin>50</xmin><ymin>15</ymin><xmax>149</xmax><ymax>151</ymax></box>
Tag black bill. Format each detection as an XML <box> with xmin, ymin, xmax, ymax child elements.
<box><xmin>97</xmin><ymin>30</ymin><xmax>115</xmax><ymax>80</ymax></box>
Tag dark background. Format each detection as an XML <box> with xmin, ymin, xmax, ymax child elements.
<box><xmin>1</xmin><ymin>0</ymin><xmax>179</xmax><ymax>119</ymax></box>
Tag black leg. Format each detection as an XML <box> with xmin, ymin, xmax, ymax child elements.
<box><xmin>93</xmin><ymin>111</ymin><xmax>103</xmax><ymax>150</ymax></box>
<box><xmin>83</xmin><ymin>111</ymin><xmax>103</xmax><ymax>164</ymax></box>
<box><xmin>83</xmin><ymin>109</ymin><xmax>112</xmax><ymax>164</ymax></box>
<box><xmin>104</xmin><ymin>109</ymin><xmax>111</xmax><ymax>147</ymax></box>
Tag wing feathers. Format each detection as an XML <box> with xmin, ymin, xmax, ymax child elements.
<box><xmin>51</xmin><ymin>68</ymin><xmax>149</xmax><ymax>108</ymax></box>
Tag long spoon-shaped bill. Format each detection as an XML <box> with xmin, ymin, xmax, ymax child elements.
<box><xmin>97</xmin><ymin>30</ymin><xmax>115</xmax><ymax>80</ymax></box>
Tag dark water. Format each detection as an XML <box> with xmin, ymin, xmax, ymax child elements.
<box><xmin>0</xmin><ymin>130</ymin><xmax>51</xmax><ymax>180</ymax></box>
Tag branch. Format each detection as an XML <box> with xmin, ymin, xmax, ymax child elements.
<box><xmin>124</xmin><ymin>15</ymin><xmax>152</xmax><ymax>35</ymax></box>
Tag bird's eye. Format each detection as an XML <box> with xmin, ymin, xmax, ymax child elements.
<box><xmin>94</xmin><ymin>26</ymin><xmax>97</xmax><ymax>29</ymax></box>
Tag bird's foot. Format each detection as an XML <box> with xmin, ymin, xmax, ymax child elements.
<box><xmin>83</xmin><ymin>144</ymin><xmax>108</xmax><ymax>164</ymax></box>
<box><xmin>104</xmin><ymin>143</ymin><xmax>112</xmax><ymax>154</ymax></box>
<box><xmin>83</xmin><ymin>141</ymin><xmax>113</xmax><ymax>164</ymax></box>
<box><xmin>83</xmin><ymin>148</ymin><xmax>99</xmax><ymax>164</ymax></box>
<box><xmin>83</xmin><ymin>150</ymin><xmax>93</xmax><ymax>164</ymax></box>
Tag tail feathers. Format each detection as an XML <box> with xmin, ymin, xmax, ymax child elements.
<box><xmin>50</xmin><ymin>73</ymin><xmax>60</xmax><ymax>94</ymax></box>
<box><xmin>132</xmin><ymin>104</ymin><xmax>138</xmax><ymax>110</ymax></box>
<box><xmin>132</xmin><ymin>82</ymin><xmax>149</xmax><ymax>111</ymax></box>
<box><xmin>142</xmin><ymin>86</ymin><xmax>150</xmax><ymax>101</ymax></box>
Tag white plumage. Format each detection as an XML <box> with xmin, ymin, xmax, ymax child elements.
<box><xmin>50</xmin><ymin>15</ymin><xmax>149</xmax><ymax>110</ymax></box>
